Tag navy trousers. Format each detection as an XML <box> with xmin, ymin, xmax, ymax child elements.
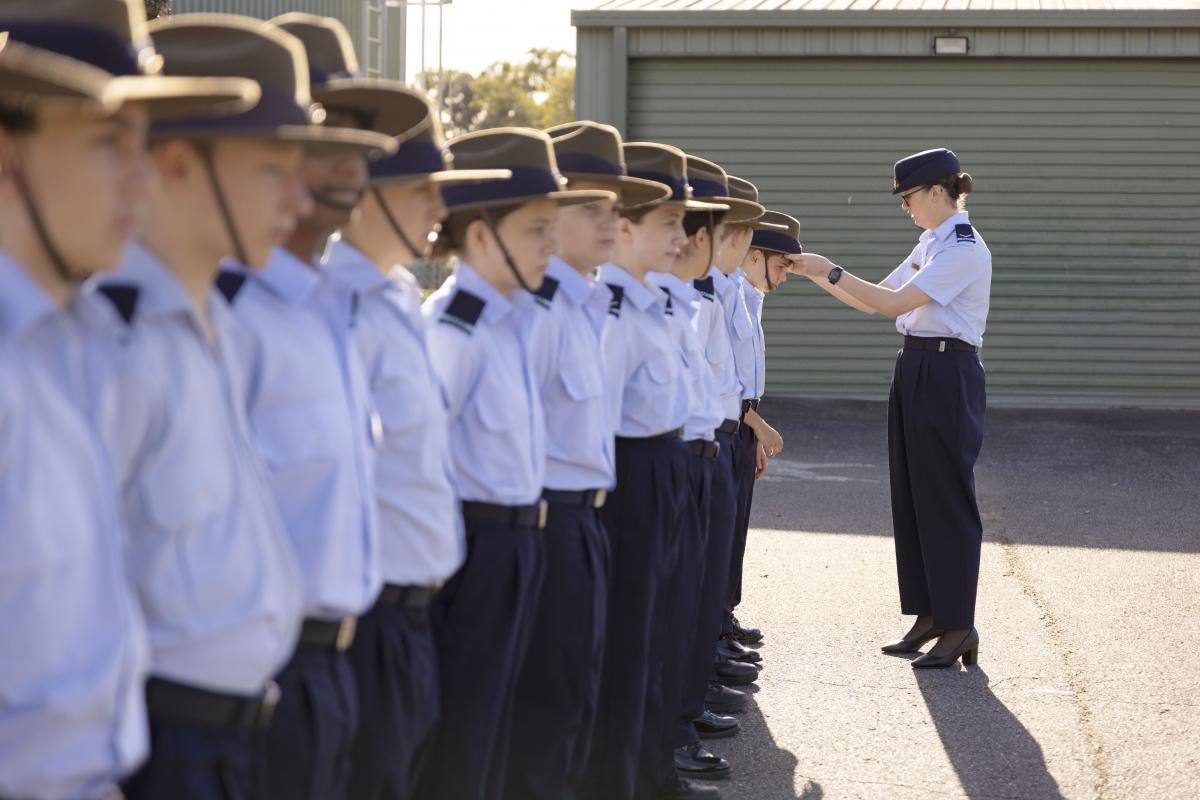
<box><xmin>725</xmin><ymin>422</ymin><xmax>759</xmax><ymax>633</ymax></box>
<box><xmin>123</xmin><ymin>716</ymin><xmax>257</xmax><ymax>800</ymax></box>
<box><xmin>263</xmin><ymin>646</ymin><xmax>358</xmax><ymax>800</ymax></box>
<box><xmin>346</xmin><ymin>599</ymin><xmax>440</xmax><ymax>800</ymax></box>
<box><xmin>415</xmin><ymin>517</ymin><xmax>546</xmax><ymax>800</ymax></box>
<box><xmin>676</xmin><ymin>430</ymin><xmax>739</xmax><ymax>747</ymax></box>
<box><xmin>643</xmin><ymin>446</ymin><xmax>712</xmax><ymax>794</ymax></box>
<box><xmin>582</xmin><ymin>437</ymin><xmax>689</xmax><ymax>800</ymax></box>
<box><xmin>504</xmin><ymin>502</ymin><xmax>609</xmax><ymax>800</ymax></box>
<box><xmin>888</xmin><ymin>347</ymin><xmax>987</xmax><ymax>630</ymax></box>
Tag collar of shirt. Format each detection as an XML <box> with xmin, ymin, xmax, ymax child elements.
<box><xmin>743</xmin><ymin>281</ymin><xmax>765</xmax><ymax>317</ymax></box>
<box><xmin>925</xmin><ymin>211</ymin><xmax>971</xmax><ymax>245</ymax></box>
<box><xmin>648</xmin><ymin>270</ymin><xmax>701</xmax><ymax>321</ymax></box>
<box><xmin>546</xmin><ymin>256</ymin><xmax>596</xmax><ymax>308</ymax></box>
<box><xmin>251</xmin><ymin>246</ymin><xmax>324</xmax><ymax>306</ymax></box>
<box><xmin>709</xmin><ymin>265</ymin><xmax>733</xmax><ymax>294</ymax></box>
<box><xmin>598</xmin><ymin>263</ymin><xmax>663</xmax><ymax>313</ymax></box>
<box><xmin>324</xmin><ymin>239</ymin><xmax>392</xmax><ymax>295</ymax></box>
<box><xmin>731</xmin><ymin>268</ymin><xmax>748</xmax><ymax>286</ymax></box>
<box><xmin>454</xmin><ymin>260</ymin><xmax>515</xmax><ymax>323</ymax></box>
<box><xmin>109</xmin><ymin>242</ymin><xmax>195</xmax><ymax>320</ymax></box>
<box><xmin>0</xmin><ymin>249</ymin><xmax>59</xmax><ymax>339</ymax></box>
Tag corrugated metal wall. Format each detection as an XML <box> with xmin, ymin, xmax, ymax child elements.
<box><xmin>171</xmin><ymin>1</ymin><xmax>398</xmax><ymax>79</ymax></box>
<box><xmin>627</xmin><ymin>57</ymin><xmax>1200</xmax><ymax>408</ymax></box>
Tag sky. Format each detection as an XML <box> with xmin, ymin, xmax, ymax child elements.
<box><xmin>401</xmin><ymin>0</ymin><xmax>594</xmax><ymax>78</ymax></box>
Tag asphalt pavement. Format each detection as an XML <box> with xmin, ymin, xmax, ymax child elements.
<box><xmin>710</xmin><ymin>398</ymin><xmax>1200</xmax><ymax>800</ymax></box>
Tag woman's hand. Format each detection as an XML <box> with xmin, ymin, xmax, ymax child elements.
<box><xmin>755</xmin><ymin>442</ymin><xmax>768</xmax><ymax>479</ymax></box>
<box><xmin>757</xmin><ymin>424</ymin><xmax>783</xmax><ymax>458</ymax></box>
<box><xmin>785</xmin><ymin>253</ymin><xmax>835</xmax><ymax>279</ymax></box>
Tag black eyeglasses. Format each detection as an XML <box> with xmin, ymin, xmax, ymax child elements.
<box><xmin>900</xmin><ymin>186</ymin><xmax>930</xmax><ymax>207</ymax></box>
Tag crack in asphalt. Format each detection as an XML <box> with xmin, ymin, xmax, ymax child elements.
<box><xmin>987</xmin><ymin>495</ymin><xmax>1112</xmax><ymax>800</ymax></box>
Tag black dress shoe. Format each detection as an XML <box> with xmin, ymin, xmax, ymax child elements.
<box><xmin>674</xmin><ymin>744</ymin><xmax>731</xmax><ymax>780</ymax></box>
<box><xmin>717</xmin><ymin>636</ymin><xmax>762</xmax><ymax>664</ymax></box>
<box><xmin>731</xmin><ymin>616</ymin><xmax>763</xmax><ymax>644</ymax></box>
<box><xmin>704</xmin><ymin>683</ymin><xmax>747</xmax><ymax>714</ymax></box>
<box><xmin>881</xmin><ymin>627</ymin><xmax>945</xmax><ymax>654</ymax></box>
<box><xmin>657</xmin><ymin>774</ymin><xmax>723</xmax><ymax>799</ymax></box>
<box><xmin>912</xmin><ymin>629</ymin><xmax>979</xmax><ymax>669</ymax></box>
<box><xmin>693</xmin><ymin>709</ymin><xmax>739</xmax><ymax>739</ymax></box>
<box><xmin>713</xmin><ymin>655</ymin><xmax>758</xmax><ymax>687</ymax></box>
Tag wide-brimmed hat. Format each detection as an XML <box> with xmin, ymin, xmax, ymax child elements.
<box><xmin>271</xmin><ymin>13</ymin><xmax>428</xmax><ymax>141</ymax></box>
<box><xmin>441</xmin><ymin>128</ymin><xmax>616</xmax><ymax>214</ymax></box>
<box><xmin>622</xmin><ymin>142</ymin><xmax>727</xmax><ymax>213</ymax></box>
<box><xmin>543</xmin><ymin>121</ymin><xmax>671</xmax><ymax>209</ymax></box>
<box><xmin>0</xmin><ymin>0</ymin><xmax>258</xmax><ymax>117</ymax></box>
<box><xmin>728</xmin><ymin>176</ymin><xmax>789</xmax><ymax>232</ymax></box>
<box><xmin>685</xmin><ymin>157</ymin><xmax>764</xmax><ymax>224</ymax></box>
<box><xmin>751</xmin><ymin>211</ymin><xmax>803</xmax><ymax>256</ymax></box>
<box><xmin>368</xmin><ymin>100</ymin><xmax>511</xmax><ymax>186</ymax></box>
<box><xmin>146</xmin><ymin>15</ymin><xmax>396</xmax><ymax>159</ymax></box>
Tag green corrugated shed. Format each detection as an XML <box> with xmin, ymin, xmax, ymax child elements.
<box><xmin>574</xmin><ymin>2</ymin><xmax>1200</xmax><ymax>409</ymax></box>
<box><xmin>171</xmin><ymin>0</ymin><xmax>403</xmax><ymax>80</ymax></box>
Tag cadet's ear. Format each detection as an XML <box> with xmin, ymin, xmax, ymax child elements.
<box><xmin>150</xmin><ymin>138</ymin><xmax>202</xmax><ymax>186</ymax></box>
<box><xmin>466</xmin><ymin>215</ymin><xmax>493</xmax><ymax>254</ymax></box>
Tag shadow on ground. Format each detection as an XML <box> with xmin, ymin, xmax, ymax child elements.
<box><xmin>749</xmin><ymin>398</ymin><xmax>1200</xmax><ymax>553</ymax></box>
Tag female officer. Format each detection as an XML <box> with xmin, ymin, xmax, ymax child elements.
<box><xmin>788</xmin><ymin>148</ymin><xmax>991</xmax><ymax>669</ymax></box>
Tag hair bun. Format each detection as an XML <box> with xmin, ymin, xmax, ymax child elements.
<box><xmin>957</xmin><ymin>172</ymin><xmax>974</xmax><ymax>195</ymax></box>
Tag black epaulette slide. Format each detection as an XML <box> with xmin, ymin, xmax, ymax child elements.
<box><xmin>954</xmin><ymin>224</ymin><xmax>976</xmax><ymax>243</ymax></box>
<box><xmin>533</xmin><ymin>276</ymin><xmax>560</xmax><ymax>310</ymax></box>
<box><xmin>97</xmin><ymin>284</ymin><xmax>140</xmax><ymax>325</ymax></box>
<box><xmin>440</xmin><ymin>290</ymin><xmax>486</xmax><ymax>335</ymax></box>
<box><xmin>606</xmin><ymin>283</ymin><xmax>624</xmax><ymax>318</ymax></box>
<box><xmin>215</xmin><ymin>270</ymin><xmax>248</xmax><ymax>304</ymax></box>
<box><xmin>693</xmin><ymin>275</ymin><xmax>715</xmax><ymax>300</ymax></box>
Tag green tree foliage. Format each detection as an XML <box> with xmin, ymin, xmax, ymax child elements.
<box><xmin>143</xmin><ymin>0</ymin><xmax>170</xmax><ymax>20</ymax></box>
<box><xmin>419</xmin><ymin>49</ymin><xmax>575</xmax><ymax>138</ymax></box>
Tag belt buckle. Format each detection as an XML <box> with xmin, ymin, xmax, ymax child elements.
<box><xmin>593</xmin><ymin>488</ymin><xmax>607</xmax><ymax>509</ymax></box>
<box><xmin>537</xmin><ymin>499</ymin><xmax>549</xmax><ymax>530</ymax></box>
<box><xmin>257</xmin><ymin>679</ymin><xmax>281</xmax><ymax>729</ymax></box>
<box><xmin>335</xmin><ymin>616</ymin><xmax>357</xmax><ymax>652</ymax></box>
<box><xmin>939</xmin><ymin>340</ymin><xmax>946</xmax><ymax>352</ymax></box>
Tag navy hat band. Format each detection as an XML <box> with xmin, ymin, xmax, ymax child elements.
<box><xmin>752</xmin><ymin>229</ymin><xmax>802</xmax><ymax>255</ymax></box>
<box><xmin>555</xmin><ymin>151</ymin><xmax>623</xmax><ymax>178</ymax></box>
<box><xmin>309</xmin><ymin>66</ymin><xmax>358</xmax><ymax>87</ymax></box>
<box><xmin>688</xmin><ymin>175</ymin><xmax>726</xmax><ymax>200</ymax></box>
<box><xmin>151</xmin><ymin>84</ymin><xmax>310</xmax><ymax>136</ymax></box>
<box><xmin>3</xmin><ymin>19</ymin><xmax>141</xmax><ymax>76</ymax></box>
<box><xmin>441</xmin><ymin>165</ymin><xmax>562</xmax><ymax>209</ymax></box>
<box><xmin>369</xmin><ymin>138</ymin><xmax>446</xmax><ymax>181</ymax></box>
<box><xmin>629</xmin><ymin>170</ymin><xmax>686</xmax><ymax>201</ymax></box>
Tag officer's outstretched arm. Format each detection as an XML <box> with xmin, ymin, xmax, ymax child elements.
<box><xmin>788</xmin><ymin>253</ymin><xmax>931</xmax><ymax>318</ymax></box>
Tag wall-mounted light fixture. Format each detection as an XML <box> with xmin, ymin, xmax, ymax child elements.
<box><xmin>933</xmin><ymin>35</ymin><xmax>970</xmax><ymax>55</ymax></box>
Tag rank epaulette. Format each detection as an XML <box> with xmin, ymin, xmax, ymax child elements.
<box><xmin>954</xmin><ymin>224</ymin><xmax>976</xmax><ymax>244</ymax></box>
<box><xmin>693</xmin><ymin>276</ymin><xmax>715</xmax><ymax>300</ymax></box>
<box><xmin>439</xmin><ymin>289</ymin><xmax>486</xmax><ymax>335</ymax></box>
<box><xmin>533</xmin><ymin>276</ymin><xmax>560</xmax><ymax>310</ymax></box>
<box><xmin>605</xmin><ymin>283</ymin><xmax>624</xmax><ymax>318</ymax></box>
<box><xmin>97</xmin><ymin>284</ymin><xmax>140</xmax><ymax>325</ymax></box>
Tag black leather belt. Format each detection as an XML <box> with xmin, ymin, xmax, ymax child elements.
<box><xmin>542</xmin><ymin>488</ymin><xmax>608</xmax><ymax>509</ymax></box>
<box><xmin>903</xmin><ymin>335</ymin><xmax>978</xmax><ymax>353</ymax></box>
<box><xmin>462</xmin><ymin>500</ymin><xmax>548</xmax><ymax>529</ymax></box>
<box><xmin>616</xmin><ymin>427</ymin><xmax>682</xmax><ymax>443</ymax></box>
<box><xmin>145</xmin><ymin>676</ymin><xmax>279</xmax><ymax>731</ymax></box>
<box><xmin>377</xmin><ymin>583</ymin><xmax>439</xmax><ymax>609</ymax></box>
<box><xmin>686</xmin><ymin>439</ymin><xmax>721</xmax><ymax>460</ymax></box>
<box><xmin>299</xmin><ymin>616</ymin><xmax>357</xmax><ymax>652</ymax></box>
<box><xmin>740</xmin><ymin>399</ymin><xmax>760</xmax><ymax>418</ymax></box>
<box><xmin>717</xmin><ymin>418</ymin><xmax>740</xmax><ymax>434</ymax></box>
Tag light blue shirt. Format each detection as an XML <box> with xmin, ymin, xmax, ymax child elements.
<box><xmin>526</xmin><ymin>256</ymin><xmax>616</xmax><ymax>491</ymax></box>
<box><xmin>731</xmin><ymin>270</ymin><xmax>765</xmax><ymax>399</ymax></box>
<box><xmin>882</xmin><ymin>211</ymin><xmax>992</xmax><ymax>348</ymax></box>
<box><xmin>0</xmin><ymin>251</ymin><xmax>149</xmax><ymax>800</ymax></box>
<box><xmin>742</xmin><ymin>279</ymin><xmax>767</xmax><ymax>398</ymax></box>
<box><xmin>699</xmin><ymin>267</ymin><xmax>743</xmax><ymax>421</ymax></box>
<box><xmin>82</xmin><ymin>244</ymin><xmax>303</xmax><ymax>694</ymax></box>
<box><xmin>422</xmin><ymin>261</ymin><xmax>545</xmax><ymax>505</ymax></box>
<box><xmin>324</xmin><ymin>240</ymin><xmax>464</xmax><ymax>586</ymax></box>
<box><xmin>648</xmin><ymin>270</ymin><xmax>721</xmax><ymax>442</ymax></box>
<box><xmin>598</xmin><ymin>263</ymin><xmax>690</xmax><ymax>438</ymax></box>
<box><xmin>221</xmin><ymin>246</ymin><xmax>381</xmax><ymax>620</ymax></box>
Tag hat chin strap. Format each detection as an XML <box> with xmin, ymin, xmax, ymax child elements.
<box><xmin>12</xmin><ymin>167</ymin><xmax>79</xmax><ymax>286</ymax></box>
<box><xmin>196</xmin><ymin>144</ymin><xmax>251</xmax><ymax>267</ymax></box>
<box><xmin>480</xmin><ymin>207</ymin><xmax>534</xmax><ymax>294</ymax></box>
<box><xmin>370</xmin><ymin>186</ymin><xmax>422</xmax><ymax>264</ymax></box>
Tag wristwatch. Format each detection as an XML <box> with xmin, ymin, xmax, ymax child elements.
<box><xmin>827</xmin><ymin>266</ymin><xmax>844</xmax><ymax>285</ymax></box>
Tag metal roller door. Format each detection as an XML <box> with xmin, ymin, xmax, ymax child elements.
<box><xmin>626</xmin><ymin>57</ymin><xmax>1200</xmax><ymax>408</ymax></box>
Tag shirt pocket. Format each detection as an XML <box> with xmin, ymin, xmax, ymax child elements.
<box><xmin>474</xmin><ymin>391</ymin><xmax>524</xmax><ymax>432</ymax></box>
<box><xmin>732</xmin><ymin>309</ymin><xmax>754</xmax><ymax>341</ymax></box>
<box><xmin>141</xmin><ymin>451</ymin><xmax>234</xmax><ymax>535</ymax></box>
<box><xmin>374</xmin><ymin>373</ymin><xmax>433</xmax><ymax>435</ymax></box>
<box><xmin>252</xmin><ymin>402</ymin><xmax>339</xmax><ymax>467</ymax></box>
<box><xmin>558</xmin><ymin>359</ymin><xmax>604</xmax><ymax>402</ymax></box>
<box><xmin>641</xmin><ymin>347</ymin><xmax>679</xmax><ymax>386</ymax></box>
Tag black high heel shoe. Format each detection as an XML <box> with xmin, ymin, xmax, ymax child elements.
<box><xmin>911</xmin><ymin>629</ymin><xmax>979</xmax><ymax>669</ymax></box>
<box><xmin>881</xmin><ymin>625</ymin><xmax>945</xmax><ymax>654</ymax></box>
